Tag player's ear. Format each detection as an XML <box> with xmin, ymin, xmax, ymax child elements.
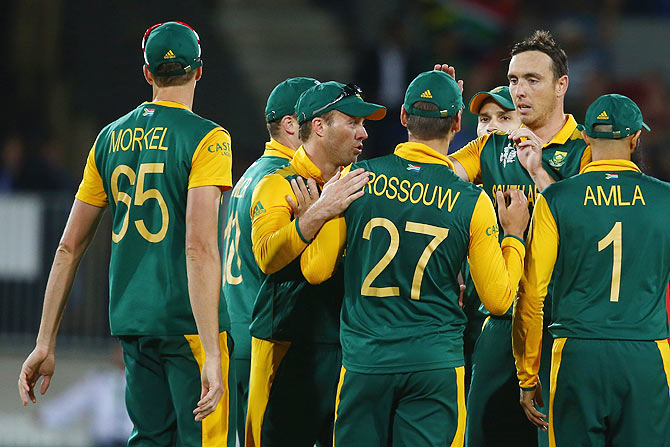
<box><xmin>312</xmin><ymin>117</ymin><xmax>326</xmax><ymax>137</ymax></box>
<box><xmin>452</xmin><ymin>110</ymin><xmax>462</xmax><ymax>133</ymax></box>
<box><xmin>194</xmin><ymin>65</ymin><xmax>203</xmax><ymax>82</ymax></box>
<box><xmin>581</xmin><ymin>129</ymin><xmax>591</xmax><ymax>147</ymax></box>
<box><xmin>555</xmin><ymin>74</ymin><xmax>569</xmax><ymax>98</ymax></box>
<box><xmin>631</xmin><ymin>130</ymin><xmax>642</xmax><ymax>154</ymax></box>
<box><xmin>400</xmin><ymin>106</ymin><xmax>408</xmax><ymax>128</ymax></box>
<box><xmin>143</xmin><ymin>65</ymin><xmax>153</xmax><ymax>85</ymax></box>
<box><xmin>281</xmin><ymin>115</ymin><xmax>297</xmax><ymax>136</ymax></box>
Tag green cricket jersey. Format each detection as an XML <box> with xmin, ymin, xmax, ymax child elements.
<box><xmin>452</xmin><ymin>115</ymin><xmax>590</xmax><ymax>316</ymax></box>
<box><xmin>514</xmin><ymin>160</ymin><xmax>670</xmax><ymax>388</ymax></box>
<box><xmin>330</xmin><ymin>142</ymin><xmax>525</xmax><ymax>374</ymax></box>
<box><xmin>249</xmin><ymin>147</ymin><xmax>343</xmax><ymax>344</ymax></box>
<box><xmin>223</xmin><ymin>139</ymin><xmax>293</xmax><ymax>359</ymax></box>
<box><xmin>76</xmin><ymin>100</ymin><xmax>233</xmax><ymax>336</ymax></box>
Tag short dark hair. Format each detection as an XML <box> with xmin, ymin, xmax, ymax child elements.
<box><xmin>298</xmin><ymin>110</ymin><xmax>335</xmax><ymax>142</ymax></box>
<box><xmin>405</xmin><ymin>102</ymin><xmax>456</xmax><ymax>140</ymax></box>
<box><xmin>153</xmin><ymin>62</ymin><xmax>197</xmax><ymax>87</ymax></box>
<box><xmin>511</xmin><ymin>30</ymin><xmax>568</xmax><ymax>80</ymax></box>
<box><xmin>266</xmin><ymin>120</ymin><xmax>282</xmax><ymax>139</ymax></box>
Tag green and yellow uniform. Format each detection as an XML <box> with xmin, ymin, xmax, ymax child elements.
<box><xmin>76</xmin><ymin>100</ymin><xmax>234</xmax><ymax>447</ymax></box>
<box><xmin>245</xmin><ymin>147</ymin><xmax>343</xmax><ymax>447</ymax></box>
<box><xmin>514</xmin><ymin>160</ymin><xmax>670</xmax><ymax>446</ymax></box>
<box><xmin>450</xmin><ymin>115</ymin><xmax>590</xmax><ymax>447</ymax></box>
<box><xmin>301</xmin><ymin>142</ymin><xmax>527</xmax><ymax>447</ymax></box>
<box><xmin>222</xmin><ymin>139</ymin><xmax>293</xmax><ymax>441</ymax></box>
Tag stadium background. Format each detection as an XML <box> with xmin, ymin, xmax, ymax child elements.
<box><xmin>0</xmin><ymin>0</ymin><xmax>669</xmax><ymax>445</ymax></box>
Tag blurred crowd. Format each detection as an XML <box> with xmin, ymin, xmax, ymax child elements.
<box><xmin>2</xmin><ymin>0</ymin><xmax>670</xmax><ymax>189</ymax></box>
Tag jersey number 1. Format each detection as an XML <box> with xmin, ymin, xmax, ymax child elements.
<box><xmin>597</xmin><ymin>221</ymin><xmax>622</xmax><ymax>302</ymax></box>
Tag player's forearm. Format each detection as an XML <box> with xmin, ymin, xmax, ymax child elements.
<box><xmin>296</xmin><ymin>201</ymin><xmax>333</xmax><ymax>242</ymax></box>
<box><xmin>252</xmin><ymin>214</ymin><xmax>307</xmax><ymax>274</ymax></box>
<box><xmin>475</xmin><ymin>237</ymin><xmax>525</xmax><ymax>315</ymax></box>
<box><xmin>36</xmin><ymin>200</ymin><xmax>103</xmax><ymax>351</ymax></box>
<box><xmin>300</xmin><ymin>216</ymin><xmax>346</xmax><ymax>284</ymax></box>
<box><xmin>512</xmin><ymin>291</ymin><xmax>544</xmax><ymax>389</ymax></box>
<box><xmin>186</xmin><ymin>247</ymin><xmax>222</xmax><ymax>360</ymax></box>
<box><xmin>36</xmin><ymin>245</ymin><xmax>86</xmax><ymax>351</ymax></box>
<box><xmin>528</xmin><ymin>167</ymin><xmax>555</xmax><ymax>192</ymax></box>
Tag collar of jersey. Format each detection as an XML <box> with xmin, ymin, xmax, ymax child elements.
<box><xmin>394</xmin><ymin>142</ymin><xmax>455</xmax><ymax>169</ymax></box>
<box><xmin>520</xmin><ymin>114</ymin><xmax>578</xmax><ymax>148</ymax></box>
<box><xmin>143</xmin><ymin>100</ymin><xmax>191</xmax><ymax>110</ymax></box>
<box><xmin>291</xmin><ymin>146</ymin><xmax>326</xmax><ymax>184</ymax></box>
<box><xmin>579</xmin><ymin>159</ymin><xmax>641</xmax><ymax>174</ymax></box>
<box><xmin>263</xmin><ymin>138</ymin><xmax>295</xmax><ymax>160</ymax></box>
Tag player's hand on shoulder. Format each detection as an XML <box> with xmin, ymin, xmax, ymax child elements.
<box><xmin>312</xmin><ymin>167</ymin><xmax>369</xmax><ymax>219</ymax></box>
<box><xmin>18</xmin><ymin>345</ymin><xmax>55</xmax><ymax>406</ymax></box>
<box><xmin>286</xmin><ymin>177</ymin><xmax>319</xmax><ymax>219</ymax></box>
<box><xmin>496</xmin><ymin>189</ymin><xmax>529</xmax><ymax>239</ymax></box>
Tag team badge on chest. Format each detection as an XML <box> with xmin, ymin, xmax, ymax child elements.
<box><xmin>499</xmin><ymin>143</ymin><xmax>517</xmax><ymax>168</ymax></box>
<box><xmin>549</xmin><ymin>150</ymin><xmax>567</xmax><ymax>168</ymax></box>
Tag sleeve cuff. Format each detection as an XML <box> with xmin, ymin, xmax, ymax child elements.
<box><xmin>295</xmin><ymin>218</ymin><xmax>311</xmax><ymax>244</ymax></box>
<box><xmin>502</xmin><ymin>234</ymin><xmax>526</xmax><ymax>247</ymax></box>
<box><xmin>521</xmin><ymin>385</ymin><xmax>537</xmax><ymax>391</ymax></box>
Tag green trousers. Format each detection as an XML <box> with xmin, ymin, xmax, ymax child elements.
<box><xmin>549</xmin><ymin>338</ymin><xmax>670</xmax><ymax>447</ymax></box>
<box><xmin>465</xmin><ymin>317</ymin><xmax>552</xmax><ymax>447</ymax></box>
<box><xmin>119</xmin><ymin>332</ymin><xmax>235</xmax><ymax>447</ymax></box>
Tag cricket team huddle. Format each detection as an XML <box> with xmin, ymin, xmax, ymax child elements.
<box><xmin>18</xmin><ymin>20</ymin><xmax>670</xmax><ymax>447</ymax></box>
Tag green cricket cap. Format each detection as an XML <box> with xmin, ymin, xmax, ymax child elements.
<box><xmin>143</xmin><ymin>22</ymin><xmax>202</xmax><ymax>76</ymax></box>
<box><xmin>469</xmin><ymin>85</ymin><xmax>515</xmax><ymax>114</ymax></box>
<box><xmin>403</xmin><ymin>70</ymin><xmax>463</xmax><ymax>118</ymax></box>
<box><xmin>585</xmin><ymin>94</ymin><xmax>651</xmax><ymax>139</ymax></box>
<box><xmin>265</xmin><ymin>77</ymin><xmax>321</xmax><ymax>122</ymax></box>
<box><xmin>295</xmin><ymin>81</ymin><xmax>386</xmax><ymax>124</ymax></box>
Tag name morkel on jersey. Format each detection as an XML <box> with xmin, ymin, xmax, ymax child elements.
<box><xmin>365</xmin><ymin>170</ymin><xmax>461</xmax><ymax>212</ymax></box>
<box><xmin>583</xmin><ymin>184</ymin><xmax>646</xmax><ymax>207</ymax></box>
<box><xmin>109</xmin><ymin>126</ymin><xmax>169</xmax><ymax>153</ymax></box>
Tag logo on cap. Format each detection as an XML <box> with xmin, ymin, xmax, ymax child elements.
<box><xmin>597</xmin><ymin>111</ymin><xmax>609</xmax><ymax>120</ymax></box>
<box><xmin>164</xmin><ymin>50</ymin><xmax>176</xmax><ymax>59</ymax></box>
<box><xmin>420</xmin><ymin>90</ymin><xmax>433</xmax><ymax>99</ymax></box>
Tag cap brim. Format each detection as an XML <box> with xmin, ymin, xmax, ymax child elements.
<box><xmin>335</xmin><ymin>100</ymin><xmax>387</xmax><ymax>121</ymax></box>
<box><xmin>642</xmin><ymin>122</ymin><xmax>651</xmax><ymax>131</ymax></box>
<box><xmin>468</xmin><ymin>92</ymin><xmax>514</xmax><ymax>114</ymax></box>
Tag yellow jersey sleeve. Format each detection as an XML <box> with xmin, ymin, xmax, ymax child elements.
<box><xmin>300</xmin><ymin>216</ymin><xmax>347</xmax><ymax>284</ymax></box>
<box><xmin>468</xmin><ymin>191</ymin><xmax>526</xmax><ymax>315</ymax></box>
<box><xmin>579</xmin><ymin>145</ymin><xmax>592</xmax><ymax>170</ymax></box>
<box><xmin>188</xmin><ymin>128</ymin><xmax>233</xmax><ymax>191</ymax></box>
<box><xmin>449</xmin><ymin>134</ymin><xmax>489</xmax><ymax>182</ymax></box>
<box><xmin>512</xmin><ymin>193</ymin><xmax>559</xmax><ymax>389</ymax></box>
<box><xmin>250</xmin><ymin>173</ymin><xmax>308</xmax><ymax>274</ymax></box>
<box><xmin>75</xmin><ymin>145</ymin><xmax>108</xmax><ymax>208</ymax></box>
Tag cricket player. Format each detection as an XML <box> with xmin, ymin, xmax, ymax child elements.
<box><xmin>513</xmin><ymin>93</ymin><xmax>670</xmax><ymax>446</ymax></box>
<box><xmin>299</xmin><ymin>69</ymin><xmax>530</xmax><ymax>447</ymax></box>
<box><xmin>245</xmin><ymin>81</ymin><xmax>385</xmax><ymax>447</ymax></box>
<box><xmin>223</xmin><ymin>76</ymin><xmax>319</xmax><ymax>443</ymax></box>
<box><xmin>461</xmin><ymin>84</ymin><xmax>523</xmax><ymax>393</ymax></box>
<box><xmin>447</xmin><ymin>31</ymin><xmax>591</xmax><ymax>447</ymax></box>
<box><xmin>19</xmin><ymin>21</ymin><xmax>235</xmax><ymax>446</ymax></box>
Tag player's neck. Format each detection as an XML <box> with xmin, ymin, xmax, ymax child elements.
<box><xmin>408</xmin><ymin>135</ymin><xmax>453</xmax><ymax>157</ymax></box>
<box><xmin>302</xmin><ymin>142</ymin><xmax>338</xmax><ymax>183</ymax></box>
<box><xmin>528</xmin><ymin>107</ymin><xmax>566</xmax><ymax>146</ymax></box>
<box><xmin>590</xmin><ymin>145</ymin><xmax>632</xmax><ymax>163</ymax></box>
<box><xmin>151</xmin><ymin>85</ymin><xmax>196</xmax><ymax>110</ymax></box>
